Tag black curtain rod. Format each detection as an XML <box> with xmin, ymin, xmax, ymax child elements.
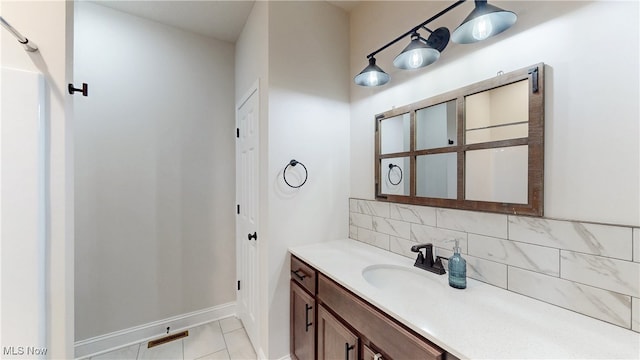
<box><xmin>366</xmin><ymin>0</ymin><xmax>467</xmax><ymax>59</ymax></box>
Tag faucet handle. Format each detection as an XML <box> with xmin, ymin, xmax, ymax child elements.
<box><xmin>410</xmin><ymin>243</ymin><xmax>432</xmax><ymax>252</ymax></box>
<box><xmin>432</xmin><ymin>256</ymin><xmax>447</xmax><ymax>275</ymax></box>
<box><xmin>434</xmin><ymin>256</ymin><xmax>447</xmax><ymax>268</ymax></box>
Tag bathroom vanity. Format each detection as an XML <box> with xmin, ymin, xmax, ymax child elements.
<box><xmin>290</xmin><ymin>255</ymin><xmax>446</xmax><ymax>360</ymax></box>
<box><xmin>289</xmin><ymin>239</ymin><xmax>640</xmax><ymax>359</ymax></box>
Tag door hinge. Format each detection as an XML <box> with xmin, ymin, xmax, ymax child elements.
<box><xmin>237</xmin><ymin>204</ymin><xmax>240</xmax><ymax>214</ymax></box>
<box><xmin>237</xmin><ymin>280</ymin><xmax>241</xmax><ymax>290</ymax></box>
<box><xmin>236</xmin><ymin>128</ymin><xmax>240</xmax><ymax>138</ymax></box>
<box><xmin>528</xmin><ymin>66</ymin><xmax>539</xmax><ymax>93</ymax></box>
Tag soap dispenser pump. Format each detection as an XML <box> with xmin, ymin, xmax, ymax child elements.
<box><xmin>448</xmin><ymin>240</ymin><xmax>467</xmax><ymax>289</ymax></box>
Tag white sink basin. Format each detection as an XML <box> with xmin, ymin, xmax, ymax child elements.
<box><xmin>362</xmin><ymin>264</ymin><xmax>441</xmax><ymax>290</ymax></box>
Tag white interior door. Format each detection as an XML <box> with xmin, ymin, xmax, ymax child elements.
<box><xmin>236</xmin><ymin>82</ymin><xmax>259</xmax><ymax>351</ymax></box>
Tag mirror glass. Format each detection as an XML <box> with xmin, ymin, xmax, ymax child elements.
<box><xmin>465</xmin><ymin>145</ymin><xmax>528</xmax><ymax>204</ymax></box>
<box><xmin>465</xmin><ymin>80</ymin><xmax>528</xmax><ymax>144</ymax></box>
<box><xmin>416</xmin><ymin>153</ymin><xmax>457</xmax><ymax>199</ymax></box>
<box><xmin>380</xmin><ymin>113</ymin><xmax>410</xmax><ymax>154</ymax></box>
<box><xmin>416</xmin><ymin>100</ymin><xmax>457</xmax><ymax>150</ymax></box>
<box><xmin>374</xmin><ymin>63</ymin><xmax>543</xmax><ymax>216</ymax></box>
<box><xmin>381</xmin><ymin>157</ymin><xmax>410</xmax><ymax>196</ymax></box>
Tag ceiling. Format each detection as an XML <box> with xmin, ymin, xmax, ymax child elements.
<box><xmin>89</xmin><ymin>0</ymin><xmax>361</xmax><ymax>43</ymax></box>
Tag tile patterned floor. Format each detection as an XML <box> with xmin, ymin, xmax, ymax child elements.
<box><xmin>89</xmin><ymin>317</ymin><xmax>256</xmax><ymax>360</ymax></box>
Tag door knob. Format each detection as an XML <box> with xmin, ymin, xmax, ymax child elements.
<box><xmin>247</xmin><ymin>232</ymin><xmax>257</xmax><ymax>241</ymax></box>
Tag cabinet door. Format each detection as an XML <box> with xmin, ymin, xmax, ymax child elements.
<box><xmin>362</xmin><ymin>344</ymin><xmax>385</xmax><ymax>360</ymax></box>
<box><xmin>291</xmin><ymin>281</ymin><xmax>315</xmax><ymax>360</ymax></box>
<box><xmin>317</xmin><ymin>305</ymin><xmax>358</xmax><ymax>360</ymax></box>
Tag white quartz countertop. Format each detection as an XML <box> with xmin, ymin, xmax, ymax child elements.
<box><xmin>289</xmin><ymin>239</ymin><xmax>640</xmax><ymax>360</ymax></box>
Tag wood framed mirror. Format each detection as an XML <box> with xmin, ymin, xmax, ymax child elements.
<box><xmin>375</xmin><ymin>63</ymin><xmax>544</xmax><ymax>216</ymax></box>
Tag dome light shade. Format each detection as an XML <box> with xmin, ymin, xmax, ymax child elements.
<box><xmin>354</xmin><ymin>57</ymin><xmax>390</xmax><ymax>87</ymax></box>
<box><xmin>394</xmin><ymin>40</ymin><xmax>440</xmax><ymax>70</ymax></box>
<box><xmin>393</xmin><ymin>29</ymin><xmax>449</xmax><ymax>70</ymax></box>
<box><xmin>451</xmin><ymin>0</ymin><xmax>517</xmax><ymax>44</ymax></box>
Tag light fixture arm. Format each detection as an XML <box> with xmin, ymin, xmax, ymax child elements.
<box><xmin>421</xmin><ymin>27</ymin><xmax>434</xmax><ymax>34</ymax></box>
<box><xmin>365</xmin><ymin>0</ymin><xmax>466</xmax><ymax>59</ymax></box>
<box><xmin>409</xmin><ymin>31</ymin><xmax>429</xmax><ymax>44</ymax></box>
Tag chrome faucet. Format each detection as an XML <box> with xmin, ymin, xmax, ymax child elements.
<box><xmin>410</xmin><ymin>243</ymin><xmax>446</xmax><ymax>275</ymax></box>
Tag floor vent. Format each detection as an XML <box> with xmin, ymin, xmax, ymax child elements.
<box><xmin>147</xmin><ymin>330</ymin><xmax>189</xmax><ymax>348</ymax></box>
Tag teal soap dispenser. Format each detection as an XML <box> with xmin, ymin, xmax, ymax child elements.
<box><xmin>448</xmin><ymin>240</ymin><xmax>467</xmax><ymax>289</ymax></box>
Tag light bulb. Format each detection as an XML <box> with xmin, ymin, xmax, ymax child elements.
<box><xmin>368</xmin><ymin>72</ymin><xmax>379</xmax><ymax>86</ymax></box>
<box><xmin>409</xmin><ymin>51</ymin><xmax>424</xmax><ymax>69</ymax></box>
<box><xmin>472</xmin><ymin>17</ymin><xmax>493</xmax><ymax>41</ymax></box>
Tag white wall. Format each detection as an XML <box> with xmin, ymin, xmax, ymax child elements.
<box><xmin>350</xmin><ymin>1</ymin><xmax>640</xmax><ymax>226</ymax></box>
<box><xmin>236</xmin><ymin>2</ymin><xmax>350</xmax><ymax>358</ymax></box>
<box><xmin>267</xmin><ymin>0</ymin><xmax>350</xmax><ymax>356</ymax></box>
<box><xmin>74</xmin><ymin>2</ymin><xmax>236</xmax><ymax>340</ymax></box>
<box><xmin>0</xmin><ymin>0</ymin><xmax>74</xmax><ymax>358</ymax></box>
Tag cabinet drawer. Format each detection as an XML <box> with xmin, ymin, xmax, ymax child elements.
<box><xmin>318</xmin><ymin>274</ymin><xmax>444</xmax><ymax>360</ymax></box>
<box><xmin>291</xmin><ymin>255</ymin><xmax>317</xmax><ymax>295</ymax></box>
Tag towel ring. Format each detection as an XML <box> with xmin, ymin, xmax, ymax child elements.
<box><xmin>388</xmin><ymin>163</ymin><xmax>402</xmax><ymax>186</ymax></box>
<box><xmin>284</xmin><ymin>159</ymin><xmax>308</xmax><ymax>188</ymax></box>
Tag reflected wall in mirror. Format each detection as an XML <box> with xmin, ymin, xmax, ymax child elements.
<box><xmin>416</xmin><ymin>153</ymin><xmax>457</xmax><ymax>199</ymax></box>
<box><xmin>416</xmin><ymin>100</ymin><xmax>457</xmax><ymax>150</ymax></box>
<box><xmin>466</xmin><ymin>80</ymin><xmax>529</xmax><ymax>144</ymax></box>
<box><xmin>374</xmin><ymin>63</ymin><xmax>544</xmax><ymax>216</ymax></box>
<box><xmin>380</xmin><ymin>157</ymin><xmax>410</xmax><ymax>196</ymax></box>
<box><xmin>380</xmin><ymin>113</ymin><xmax>410</xmax><ymax>154</ymax></box>
<box><xmin>465</xmin><ymin>146</ymin><xmax>528</xmax><ymax>204</ymax></box>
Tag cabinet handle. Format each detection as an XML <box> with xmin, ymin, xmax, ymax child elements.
<box><xmin>291</xmin><ymin>269</ymin><xmax>308</xmax><ymax>281</ymax></box>
<box><xmin>305</xmin><ymin>304</ymin><xmax>313</xmax><ymax>332</ymax></box>
<box><xmin>344</xmin><ymin>343</ymin><xmax>354</xmax><ymax>360</ymax></box>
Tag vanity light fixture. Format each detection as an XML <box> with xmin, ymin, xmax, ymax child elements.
<box><xmin>393</xmin><ymin>28</ymin><xmax>449</xmax><ymax>70</ymax></box>
<box><xmin>451</xmin><ymin>0</ymin><xmax>517</xmax><ymax>44</ymax></box>
<box><xmin>354</xmin><ymin>0</ymin><xmax>517</xmax><ymax>87</ymax></box>
<box><xmin>354</xmin><ymin>57</ymin><xmax>390</xmax><ymax>87</ymax></box>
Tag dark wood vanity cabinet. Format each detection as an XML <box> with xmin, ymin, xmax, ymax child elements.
<box><xmin>290</xmin><ymin>254</ymin><xmax>445</xmax><ymax>360</ymax></box>
<box><xmin>362</xmin><ymin>344</ymin><xmax>382</xmax><ymax>360</ymax></box>
<box><xmin>291</xmin><ymin>282</ymin><xmax>316</xmax><ymax>360</ymax></box>
<box><xmin>290</xmin><ymin>256</ymin><xmax>318</xmax><ymax>360</ymax></box>
<box><xmin>317</xmin><ymin>305</ymin><xmax>358</xmax><ymax>360</ymax></box>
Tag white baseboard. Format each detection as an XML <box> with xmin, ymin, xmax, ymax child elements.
<box><xmin>74</xmin><ymin>302</ymin><xmax>236</xmax><ymax>359</ymax></box>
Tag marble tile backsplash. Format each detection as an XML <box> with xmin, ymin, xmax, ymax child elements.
<box><xmin>349</xmin><ymin>198</ymin><xmax>640</xmax><ymax>333</ymax></box>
